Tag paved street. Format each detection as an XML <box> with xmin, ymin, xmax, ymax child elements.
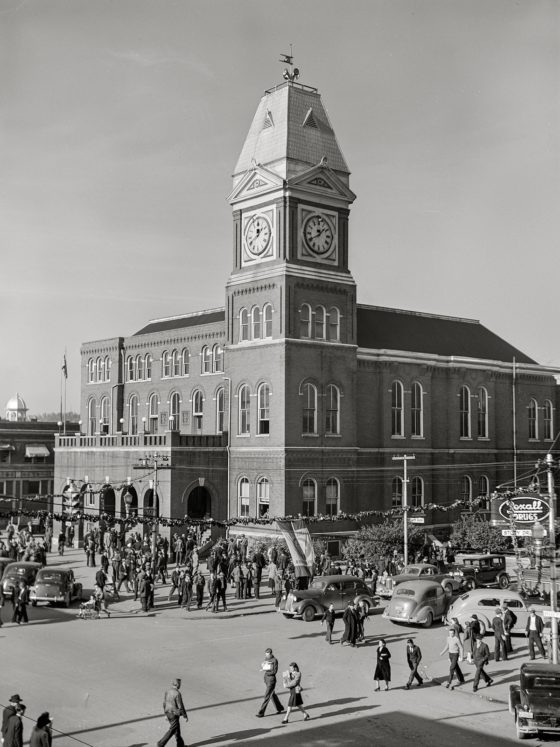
<box><xmin>1</xmin><ymin>546</ymin><xmax>551</xmax><ymax>746</ymax></box>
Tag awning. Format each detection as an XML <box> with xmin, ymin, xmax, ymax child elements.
<box><xmin>0</xmin><ymin>444</ymin><xmax>15</xmax><ymax>451</ymax></box>
<box><xmin>25</xmin><ymin>445</ymin><xmax>50</xmax><ymax>458</ymax></box>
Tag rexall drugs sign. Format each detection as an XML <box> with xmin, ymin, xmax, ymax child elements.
<box><xmin>498</xmin><ymin>495</ymin><xmax>550</xmax><ymax>525</ymax></box>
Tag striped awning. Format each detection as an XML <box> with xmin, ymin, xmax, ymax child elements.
<box><xmin>25</xmin><ymin>445</ymin><xmax>50</xmax><ymax>458</ymax></box>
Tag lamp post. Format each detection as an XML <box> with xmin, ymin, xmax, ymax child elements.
<box><xmin>393</xmin><ymin>454</ymin><xmax>415</xmax><ymax>567</ymax></box>
<box><xmin>134</xmin><ymin>454</ymin><xmax>170</xmax><ymax>570</ymax></box>
<box><xmin>122</xmin><ymin>481</ymin><xmax>133</xmax><ymax>541</ymax></box>
<box><xmin>546</xmin><ymin>453</ymin><xmax>558</xmax><ymax>664</ymax></box>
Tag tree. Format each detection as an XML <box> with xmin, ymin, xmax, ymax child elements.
<box><xmin>342</xmin><ymin>518</ymin><xmax>424</xmax><ymax>562</ymax></box>
<box><xmin>449</xmin><ymin>514</ymin><xmax>510</xmax><ymax>553</ymax></box>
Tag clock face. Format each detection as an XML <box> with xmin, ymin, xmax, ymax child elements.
<box><xmin>244</xmin><ymin>214</ymin><xmax>272</xmax><ymax>257</ymax></box>
<box><xmin>303</xmin><ymin>213</ymin><xmax>335</xmax><ymax>256</ymax></box>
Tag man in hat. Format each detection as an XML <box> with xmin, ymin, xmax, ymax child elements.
<box><xmin>502</xmin><ymin>602</ymin><xmax>517</xmax><ymax>654</ymax></box>
<box><xmin>492</xmin><ymin>608</ymin><xmax>508</xmax><ymax>662</ymax></box>
<box><xmin>405</xmin><ymin>638</ymin><xmax>423</xmax><ymax>689</ymax></box>
<box><xmin>2</xmin><ymin>695</ymin><xmax>22</xmax><ymax>743</ymax></box>
<box><xmin>157</xmin><ymin>678</ymin><xmax>188</xmax><ymax>747</ymax></box>
<box><xmin>256</xmin><ymin>648</ymin><xmax>284</xmax><ymax>717</ymax></box>
<box><xmin>3</xmin><ymin>699</ymin><xmax>25</xmax><ymax>747</ymax></box>
<box><xmin>526</xmin><ymin>607</ymin><xmax>546</xmax><ymax>659</ymax></box>
<box><xmin>472</xmin><ymin>634</ymin><xmax>493</xmax><ymax>692</ymax></box>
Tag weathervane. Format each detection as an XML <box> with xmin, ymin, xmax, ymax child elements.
<box><xmin>279</xmin><ymin>45</ymin><xmax>300</xmax><ymax>82</ymax></box>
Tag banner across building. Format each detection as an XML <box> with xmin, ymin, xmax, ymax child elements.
<box><xmin>276</xmin><ymin>519</ymin><xmax>315</xmax><ymax>577</ymax></box>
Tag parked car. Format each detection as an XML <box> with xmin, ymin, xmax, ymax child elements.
<box><xmin>282</xmin><ymin>575</ymin><xmax>376</xmax><ymax>622</ymax></box>
<box><xmin>29</xmin><ymin>568</ymin><xmax>83</xmax><ymax>607</ymax></box>
<box><xmin>1</xmin><ymin>561</ymin><xmax>42</xmax><ymax>600</ymax></box>
<box><xmin>0</xmin><ymin>557</ymin><xmax>14</xmax><ymax>579</ymax></box>
<box><xmin>452</xmin><ymin>554</ymin><xmax>510</xmax><ymax>590</ymax></box>
<box><xmin>390</xmin><ymin>563</ymin><xmax>464</xmax><ymax>596</ymax></box>
<box><xmin>382</xmin><ymin>580</ymin><xmax>449</xmax><ymax>628</ymax></box>
<box><xmin>445</xmin><ymin>588</ymin><xmax>530</xmax><ymax>634</ymax></box>
<box><xmin>509</xmin><ymin>662</ymin><xmax>560</xmax><ymax>739</ymax></box>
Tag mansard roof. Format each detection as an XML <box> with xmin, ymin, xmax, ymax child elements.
<box><xmin>133</xmin><ymin>309</ymin><xmax>225</xmax><ymax>337</ymax></box>
<box><xmin>356</xmin><ymin>304</ymin><xmax>537</xmax><ymax>365</ymax></box>
<box><xmin>233</xmin><ymin>81</ymin><xmax>349</xmax><ymax>181</ymax></box>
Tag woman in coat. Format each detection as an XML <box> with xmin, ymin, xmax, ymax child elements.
<box><xmin>29</xmin><ymin>712</ymin><xmax>52</xmax><ymax>747</ymax></box>
<box><xmin>282</xmin><ymin>662</ymin><xmax>310</xmax><ymax>724</ymax></box>
<box><xmin>374</xmin><ymin>639</ymin><xmax>392</xmax><ymax>691</ymax></box>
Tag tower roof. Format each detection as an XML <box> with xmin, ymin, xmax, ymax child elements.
<box><xmin>233</xmin><ymin>81</ymin><xmax>349</xmax><ymax>183</ymax></box>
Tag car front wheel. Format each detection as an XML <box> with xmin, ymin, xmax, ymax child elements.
<box><xmin>464</xmin><ymin>578</ymin><xmax>476</xmax><ymax>591</ymax></box>
<box><xmin>498</xmin><ymin>574</ymin><xmax>510</xmax><ymax>589</ymax></box>
<box><xmin>423</xmin><ymin>611</ymin><xmax>433</xmax><ymax>628</ymax></box>
<box><xmin>302</xmin><ymin>606</ymin><xmax>316</xmax><ymax>622</ymax></box>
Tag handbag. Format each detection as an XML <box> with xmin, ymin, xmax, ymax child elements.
<box><xmin>295</xmin><ymin>684</ymin><xmax>302</xmax><ymax>694</ymax></box>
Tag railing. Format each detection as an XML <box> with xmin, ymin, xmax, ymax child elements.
<box><xmin>56</xmin><ymin>432</ymin><xmax>228</xmax><ymax>449</ymax></box>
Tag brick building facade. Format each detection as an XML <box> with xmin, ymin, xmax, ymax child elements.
<box><xmin>54</xmin><ymin>75</ymin><xmax>559</xmax><ymax>543</ymax></box>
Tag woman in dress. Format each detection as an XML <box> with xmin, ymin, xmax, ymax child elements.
<box><xmin>29</xmin><ymin>711</ymin><xmax>53</xmax><ymax>747</ymax></box>
<box><xmin>282</xmin><ymin>662</ymin><xmax>310</xmax><ymax>724</ymax></box>
<box><xmin>374</xmin><ymin>639</ymin><xmax>392</xmax><ymax>691</ymax></box>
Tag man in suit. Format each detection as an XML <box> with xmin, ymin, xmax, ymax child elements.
<box><xmin>2</xmin><ymin>695</ymin><xmax>22</xmax><ymax>743</ymax></box>
<box><xmin>256</xmin><ymin>648</ymin><xmax>284</xmax><ymax>717</ymax></box>
<box><xmin>405</xmin><ymin>639</ymin><xmax>423</xmax><ymax>688</ymax></box>
<box><xmin>472</xmin><ymin>634</ymin><xmax>493</xmax><ymax>691</ymax></box>
<box><xmin>502</xmin><ymin>602</ymin><xmax>516</xmax><ymax>654</ymax></box>
<box><xmin>321</xmin><ymin>603</ymin><xmax>336</xmax><ymax>644</ymax></box>
<box><xmin>492</xmin><ymin>609</ymin><xmax>508</xmax><ymax>662</ymax></box>
<box><xmin>157</xmin><ymin>678</ymin><xmax>188</xmax><ymax>747</ymax></box>
<box><xmin>526</xmin><ymin>607</ymin><xmax>546</xmax><ymax>659</ymax></box>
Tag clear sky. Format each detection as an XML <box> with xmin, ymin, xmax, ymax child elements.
<box><xmin>2</xmin><ymin>0</ymin><xmax>559</xmax><ymax>415</ymax></box>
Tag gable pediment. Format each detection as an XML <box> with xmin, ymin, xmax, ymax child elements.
<box><xmin>287</xmin><ymin>162</ymin><xmax>356</xmax><ymax>203</ymax></box>
<box><xmin>228</xmin><ymin>165</ymin><xmax>284</xmax><ymax>205</ymax></box>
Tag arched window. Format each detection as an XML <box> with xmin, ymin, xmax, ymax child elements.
<box><xmin>100</xmin><ymin>396</ymin><xmax>110</xmax><ymax>434</ymax></box>
<box><xmin>328</xmin><ymin>307</ymin><xmax>340</xmax><ymax>342</ymax></box>
<box><xmin>302</xmin><ymin>383</ymin><xmax>317</xmax><ymax>435</ymax></box>
<box><xmin>238</xmin><ymin>477</ymin><xmax>250</xmax><ymax>517</ymax></box>
<box><xmin>252</xmin><ymin>306</ymin><xmax>261</xmax><ymax>339</ymax></box>
<box><xmin>326</xmin><ymin>477</ymin><xmax>340</xmax><ymax>516</ymax></box>
<box><xmin>216</xmin><ymin>387</ymin><xmax>225</xmax><ymax>434</ymax></box>
<box><xmin>314</xmin><ymin>305</ymin><xmax>326</xmax><ymax>339</ymax></box>
<box><xmin>96</xmin><ymin>357</ymin><xmax>103</xmax><ymax>382</ymax></box>
<box><xmin>238</xmin><ymin>384</ymin><xmax>251</xmax><ymax>435</ymax></box>
<box><xmin>88</xmin><ymin>358</ymin><xmax>95</xmax><ymax>383</ymax></box>
<box><xmin>127</xmin><ymin>356</ymin><xmax>135</xmax><ymax>382</ymax></box>
<box><xmin>460</xmin><ymin>475</ymin><xmax>472</xmax><ymax>503</ymax></box>
<box><xmin>325</xmin><ymin>384</ymin><xmax>340</xmax><ymax>435</ymax></box>
<box><xmin>104</xmin><ymin>356</ymin><xmax>111</xmax><ymax>381</ymax></box>
<box><xmin>239</xmin><ymin>308</ymin><xmax>249</xmax><ymax>342</ymax></box>
<box><xmin>148</xmin><ymin>393</ymin><xmax>159</xmax><ymax>434</ymax></box>
<box><xmin>257</xmin><ymin>477</ymin><xmax>270</xmax><ymax>517</ymax></box>
<box><xmin>162</xmin><ymin>351</ymin><xmax>171</xmax><ymax>378</ymax></box>
<box><xmin>411</xmin><ymin>476</ymin><xmax>424</xmax><ymax>508</ymax></box>
<box><xmin>391</xmin><ymin>381</ymin><xmax>404</xmax><ymax>437</ymax></box>
<box><xmin>87</xmin><ymin>398</ymin><xmax>97</xmax><ymax>435</ymax></box>
<box><xmin>300</xmin><ymin>304</ymin><xmax>312</xmax><ymax>339</ymax></box>
<box><xmin>392</xmin><ymin>476</ymin><xmax>403</xmax><ymax>508</ymax></box>
<box><xmin>136</xmin><ymin>354</ymin><xmax>145</xmax><ymax>381</ymax></box>
<box><xmin>172</xmin><ymin>349</ymin><xmax>180</xmax><ymax>378</ymax></box>
<box><xmin>528</xmin><ymin>398</ymin><xmax>538</xmax><ymax>439</ymax></box>
<box><xmin>128</xmin><ymin>394</ymin><xmax>138</xmax><ymax>435</ymax></box>
<box><xmin>192</xmin><ymin>390</ymin><xmax>203</xmax><ymax>433</ymax></box>
<box><xmin>544</xmin><ymin>400</ymin><xmax>554</xmax><ymax>440</ymax></box>
<box><xmin>263</xmin><ymin>304</ymin><xmax>273</xmax><ymax>338</ymax></box>
<box><xmin>201</xmin><ymin>346</ymin><xmax>212</xmax><ymax>374</ymax></box>
<box><xmin>145</xmin><ymin>354</ymin><xmax>152</xmax><ymax>380</ymax></box>
<box><xmin>478</xmin><ymin>475</ymin><xmax>490</xmax><ymax>510</ymax></box>
<box><xmin>257</xmin><ymin>383</ymin><xmax>270</xmax><ymax>435</ymax></box>
<box><xmin>459</xmin><ymin>386</ymin><xmax>471</xmax><ymax>439</ymax></box>
<box><xmin>182</xmin><ymin>348</ymin><xmax>190</xmax><ymax>376</ymax></box>
<box><xmin>477</xmin><ymin>387</ymin><xmax>488</xmax><ymax>438</ymax></box>
<box><xmin>169</xmin><ymin>392</ymin><xmax>180</xmax><ymax>431</ymax></box>
<box><xmin>411</xmin><ymin>382</ymin><xmax>423</xmax><ymax>438</ymax></box>
<box><xmin>302</xmin><ymin>478</ymin><xmax>317</xmax><ymax>516</ymax></box>
<box><xmin>213</xmin><ymin>344</ymin><xmax>224</xmax><ymax>373</ymax></box>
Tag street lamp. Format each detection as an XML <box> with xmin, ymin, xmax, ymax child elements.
<box><xmin>133</xmin><ymin>454</ymin><xmax>170</xmax><ymax>570</ymax></box>
<box><xmin>532</xmin><ymin>520</ymin><xmax>546</xmax><ymax>596</ymax></box>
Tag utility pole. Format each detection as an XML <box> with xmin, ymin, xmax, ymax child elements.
<box><xmin>392</xmin><ymin>454</ymin><xmax>415</xmax><ymax>566</ymax></box>
<box><xmin>546</xmin><ymin>453</ymin><xmax>558</xmax><ymax>664</ymax></box>
<box><xmin>134</xmin><ymin>453</ymin><xmax>170</xmax><ymax>568</ymax></box>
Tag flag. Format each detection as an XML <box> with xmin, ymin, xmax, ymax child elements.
<box><xmin>62</xmin><ymin>354</ymin><xmax>68</xmax><ymax>379</ymax></box>
<box><xmin>276</xmin><ymin>519</ymin><xmax>315</xmax><ymax>577</ymax></box>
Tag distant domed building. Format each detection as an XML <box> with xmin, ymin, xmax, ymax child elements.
<box><xmin>5</xmin><ymin>393</ymin><xmax>28</xmax><ymax>422</ymax></box>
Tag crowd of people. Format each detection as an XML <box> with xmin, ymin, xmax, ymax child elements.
<box><xmin>1</xmin><ymin>695</ymin><xmax>53</xmax><ymax>747</ymax></box>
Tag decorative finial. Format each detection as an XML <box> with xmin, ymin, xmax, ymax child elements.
<box><xmin>279</xmin><ymin>45</ymin><xmax>300</xmax><ymax>83</ymax></box>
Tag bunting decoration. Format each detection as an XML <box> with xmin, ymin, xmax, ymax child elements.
<box><xmin>276</xmin><ymin>519</ymin><xmax>315</xmax><ymax>577</ymax></box>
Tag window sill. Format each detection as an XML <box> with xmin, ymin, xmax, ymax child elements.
<box><xmin>459</xmin><ymin>437</ymin><xmax>472</xmax><ymax>441</ymax></box>
<box><xmin>411</xmin><ymin>436</ymin><xmax>425</xmax><ymax>440</ymax></box>
<box><xmin>391</xmin><ymin>435</ymin><xmax>405</xmax><ymax>440</ymax></box>
<box><xmin>325</xmin><ymin>433</ymin><xmax>341</xmax><ymax>438</ymax></box>
<box><xmin>237</xmin><ymin>433</ymin><xmax>251</xmax><ymax>438</ymax></box>
<box><xmin>477</xmin><ymin>437</ymin><xmax>490</xmax><ymax>442</ymax></box>
<box><xmin>256</xmin><ymin>433</ymin><xmax>270</xmax><ymax>438</ymax></box>
<box><xmin>302</xmin><ymin>433</ymin><xmax>319</xmax><ymax>438</ymax></box>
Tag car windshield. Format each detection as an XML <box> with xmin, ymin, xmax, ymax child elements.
<box><xmin>4</xmin><ymin>568</ymin><xmax>28</xmax><ymax>578</ymax></box>
<box><xmin>462</xmin><ymin>560</ymin><xmax>481</xmax><ymax>568</ymax></box>
<box><xmin>525</xmin><ymin>676</ymin><xmax>560</xmax><ymax>690</ymax></box>
<box><xmin>394</xmin><ymin>588</ymin><xmax>416</xmax><ymax>597</ymax></box>
<box><xmin>37</xmin><ymin>572</ymin><xmax>64</xmax><ymax>583</ymax></box>
<box><xmin>309</xmin><ymin>580</ymin><xmax>326</xmax><ymax>590</ymax></box>
<box><xmin>403</xmin><ymin>567</ymin><xmax>421</xmax><ymax>576</ymax></box>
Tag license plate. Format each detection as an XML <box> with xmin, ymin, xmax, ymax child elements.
<box><xmin>522</xmin><ymin>712</ymin><xmax>533</xmax><ymax>719</ymax></box>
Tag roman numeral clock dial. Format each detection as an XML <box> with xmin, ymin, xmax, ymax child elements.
<box><xmin>244</xmin><ymin>214</ymin><xmax>272</xmax><ymax>257</ymax></box>
<box><xmin>299</xmin><ymin>209</ymin><xmax>338</xmax><ymax>263</ymax></box>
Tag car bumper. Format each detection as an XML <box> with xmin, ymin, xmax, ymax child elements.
<box><xmin>382</xmin><ymin>610</ymin><xmax>425</xmax><ymax>625</ymax></box>
<box><xmin>29</xmin><ymin>593</ymin><xmax>65</xmax><ymax>603</ymax></box>
<box><xmin>517</xmin><ymin>713</ymin><xmax>560</xmax><ymax>735</ymax></box>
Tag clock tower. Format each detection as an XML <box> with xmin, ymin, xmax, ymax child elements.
<box><xmin>225</xmin><ymin>65</ymin><xmax>359</xmax><ymax>519</ymax></box>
